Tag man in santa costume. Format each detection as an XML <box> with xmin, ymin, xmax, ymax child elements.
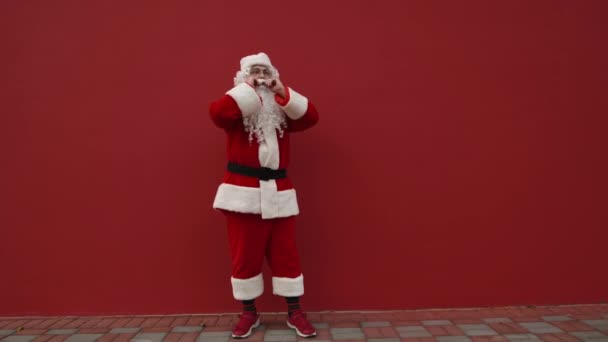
<box><xmin>209</xmin><ymin>52</ymin><xmax>319</xmax><ymax>339</ymax></box>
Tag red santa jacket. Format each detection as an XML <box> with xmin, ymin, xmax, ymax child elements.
<box><xmin>209</xmin><ymin>83</ymin><xmax>319</xmax><ymax>219</ymax></box>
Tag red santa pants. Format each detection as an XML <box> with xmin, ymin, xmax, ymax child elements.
<box><xmin>224</xmin><ymin>211</ymin><xmax>304</xmax><ymax>300</ymax></box>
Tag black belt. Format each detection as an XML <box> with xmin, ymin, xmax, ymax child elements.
<box><xmin>227</xmin><ymin>162</ymin><xmax>287</xmax><ymax>181</ymax></box>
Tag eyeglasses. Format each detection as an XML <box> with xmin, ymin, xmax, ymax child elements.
<box><xmin>249</xmin><ymin>66</ymin><xmax>273</xmax><ymax>77</ymax></box>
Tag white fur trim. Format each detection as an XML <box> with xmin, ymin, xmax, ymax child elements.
<box><xmin>231</xmin><ymin>273</ymin><xmax>263</xmax><ymax>300</ymax></box>
<box><xmin>260</xmin><ymin>180</ymin><xmax>279</xmax><ymax>219</ymax></box>
<box><xmin>226</xmin><ymin>83</ymin><xmax>262</xmax><ymax>118</ymax></box>
<box><xmin>280</xmin><ymin>88</ymin><xmax>308</xmax><ymax>120</ymax></box>
<box><xmin>213</xmin><ymin>183</ymin><xmax>300</xmax><ymax>218</ymax></box>
<box><xmin>240</xmin><ymin>52</ymin><xmax>274</xmax><ymax>72</ymax></box>
<box><xmin>272</xmin><ymin>274</ymin><xmax>304</xmax><ymax>297</ymax></box>
<box><xmin>258</xmin><ymin>127</ymin><xmax>280</xmax><ymax>169</ymax></box>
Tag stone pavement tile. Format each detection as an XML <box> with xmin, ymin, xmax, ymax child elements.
<box><xmin>94</xmin><ymin>334</ymin><xmax>117</xmax><ymax>342</ymax></box>
<box><xmin>168</xmin><ymin>317</ymin><xmax>189</xmax><ymax>328</ymax></box>
<box><xmin>426</xmin><ymin>325</ymin><xmax>466</xmax><ymax>336</ymax></box>
<box><xmin>22</xmin><ymin>321</ymin><xmax>45</xmax><ymax>329</ymax></box>
<box><xmin>311</xmin><ymin>322</ymin><xmax>329</xmax><ymax>329</ymax></box>
<box><xmin>395</xmin><ymin>326</ymin><xmax>432</xmax><ymax>338</ymax></box>
<box><xmin>64</xmin><ymin>334</ymin><xmax>104</xmax><ymax>342</ymax></box>
<box><xmin>330</xmin><ymin>327</ymin><xmax>365</xmax><ymax>340</ymax></box>
<box><xmin>94</xmin><ymin>320</ymin><xmax>116</xmax><ymax>329</ymax></box>
<box><xmin>140</xmin><ymin>327</ymin><xmax>171</xmax><ymax>333</ymax></box>
<box><xmin>391</xmin><ymin>320</ymin><xmax>424</xmax><ymax>327</ymax></box>
<box><xmin>1</xmin><ymin>330</ymin><xmax>16</xmax><ymax>336</ymax></box>
<box><xmin>551</xmin><ymin>321</ymin><xmax>596</xmax><ymax>332</ymax></box>
<box><xmin>15</xmin><ymin>330</ymin><xmax>47</xmax><ymax>336</ymax></box>
<box><xmin>423</xmin><ymin>320</ymin><xmax>453</xmax><ymax>326</ymax></box>
<box><xmin>264</xmin><ymin>329</ymin><xmax>297</xmax><ymax>341</ymax></box>
<box><xmin>512</xmin><ymin>318</ymin><xmax>545</xmax><ymax>323</ymax></box>
<box><xmin>331</xmin><ymin>322</ymin><xmax>360</xmax><ymax>328</ymax></box>
<box><xmin>182</xmin><ymin>317</ymin><xmax>201</xmax><ymax>327</ymax></box>
<box><xmin>367</xmin><ymin>338</ymin><xmax>401</xmax><ymax>342</ymax></box>
<box><xmin>489</xmin><ymin>323</ymin><xmax>533</xmax><ymax>335</ymax></box>
<box><xmin>364</xmin><ymin>313</ymin><xmax>398</xmax><ymax>321</ymax></box>
<box><xmin>437</xmin><ymin>337</ymin><xmax>473</xmax><ymax>342</ymax></box>
<box><xmin>455</xmin><ymin>320</ymin><xmax>486</xmax><ymax>325</ymax></box>
<box><xmin>47</xmin><ymin>330</ymin><xmax>79</xmax><ymax>335</ymax></box>
<box><xmin>264</xmin><ymin>336</ymin><xmax>297</xmax><ymax>342</ymax></box>
<box><xmin>470</xmin><ymin>337</ymin><xmax>510</xmax><ymax>342</ymax></box>
<box><xmin>171</xmin><ymin>326</ymin><xmax>203</xmax><ymax>333</ymax></box>
<box><xmin>108</xmin><ymin>333</ymin><xmax>136</xmax><ymax>342</ymax></box>
<box><xmin>400</xmin><ymin>338</ymin><xmax>436</xmax><ymax>342</ymax></box>
<box><xmin>161</xmin><ymin>332</ymin><xmax>183</xmax><ymax>342</ymax></box>
<box><xmin>263</xmin><ymin>328</ymin><xmax>296</xmax><ymax>342</ymax></box>
<box><xmin>582</xmin><ymin>320</ymin><xmax>608</xmax><ymax>331</ymax></box>
<box><xmin>214</xmin><ymin>316</ymin><xmax>235</xmax><ymax>328</ymax></box>
<box><xmin>78</xmin><ymin>320</ymin><xmax>104</xmax><ymax>330</ymax></box>
<box><xmin>76</xmin><ymin>330</ymin><xmax>108</xmax><ymax>335</ymax></box>
<box><xmin>152</xmin><ymin>318</ymin><xmax>174</xmax><ymax>328</ymax></box>
<box><xmin>130</xmin><ymin>332</ymin><xmax>166</xmax><ymax>342</ymax></box>
<box><xmin>44</xmin><ymin>319</ymin><xmax>71</xmax><ymax>330</ymax></box>
<box><xmin>542</xmin><ymin>317</ymin><xmax>573</xmax><ymax>322</ymax></box>
<box><xmin>2</xmin><ymin>336</ymin><xmax>38</xmax><ymax>342</ymax></box>
<box><xmin>138</xmin><ymin>318</ymin><xmax>160</xmax><ymax>329</ymax></box>
<box><xmin>504</xmin><ymin>334</ymin><xmax>541</xmax><ymax>341</ymax></box>
<box><xmin>484</xmin><ymin>318</ymin><xmax>514</xmax><ymax>324</ymax></box>
<box><xmin>362</xmin><ymin>326</ymin><xmax>398</xmax><ymax>338</ymax></box>
<box><xmin>241</xmin><ymin>330</ymin><xmax>264</xmax><ymax>342</ymax></box>
<box><xmin>178</xmin><ymin>332</ymin><xmax>201</xmax><ymax>342</ymax></box>
<box><xmin>569</xmin><ymin>331</ymin><xmax>608</xmax><ymax>342</ymax></box>
<box><xmin>107</xmin><ymin>319</ymin><xmax>130</xmax><ymax>329</ymax></box>
<box><xmin>201</xmin><ymin>316</ymin><xmax>221</xmax><ymax>328</ymax></box>
<box><xmin>518</xmin><ymin>323</ymin><xmax>562</xmax><ymax>334</ymax></box>
<box><xmin>340</xmin><ymin>313</ymin><xmax>366</xmax><ymax>322</ymax></box>
<box><xmin>361</xmin><ymin>321</ymin><xmax>391</xmax><ymax>327</ymax></box>
<box><xmin>39</xmin><ymin>321</ymin><xmax>62</xmax><ymax>330</ymax></box>
<box><xmin>123</xmin><ymin>318</ymin><xmax>145</xmax><ymax>329</ymax></box>
<box><xmin>3</xmin><ymin>321</ymin><xmax>29</xmax><ymax>330</ymax></box>
<box><xmin>31</xmin><ymin>336</ymin><xmax>55</xmax><ymax>342</ymax></box>
<box><xmin>197</xmin><ymin>327</ymin><xmax>232</xmax><ymax>333</ymax></box>
<box><xmin>458</xmin><ymin>324</ymin><xmax>498</xmax><ymax>336</ymax></box>
<box><xmin>195</xmin><ymin>331</ymin><xmax>231</xmax><ymax>342</ymax></box>
<box><xmin>538</xmin><ymin>333</ymin><xmax>580</xmax><ymax>341</ymax></box>
<box><xmin>108</xmin><ymin>328</ymin><xmax>139</xmax><ymax>334</ymax></box>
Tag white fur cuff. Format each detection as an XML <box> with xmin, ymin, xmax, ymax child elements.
<box><xmin>232</xmin><ymin>273</ymin><xmax>264</xmax><ymax>300</ymax></box>
<box><xmin>272</xmin><ymin>274</ymin><xmax>304</xmax><ymax>297</ymax></box>
<box><xmin>226</xmin><ymin>83</ymin><xmax>262</xmax><ymax>118</ymax></box>
<box><xmin>280</xmin><ymin>88</ymin><xmax>308</xmax><ymax>120</ymax></box>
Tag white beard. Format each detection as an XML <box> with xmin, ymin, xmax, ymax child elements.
<box><xmin>242</xmin><ymin>86</ymin><xmax>287</xmax><ymax>144</ymax></box>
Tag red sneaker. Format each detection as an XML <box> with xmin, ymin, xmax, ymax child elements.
<box><xmin>286</xmin><ymin>310</ymin><xmax>316</xmax><ymax>338</ymax></box>
<box><xmin>231</xmin><ymin>311</ymin><xmax>260</xmax><ymax>339</ymax></box>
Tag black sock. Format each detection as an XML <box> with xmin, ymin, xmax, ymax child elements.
<box><xmin>286</xmin><ymin>297</ymin><xmax>301</xmax><ymax>317</ymax></box>
<box><xmin>242</xmin><ymin>299</ymin><xmax>256</xmax><ymax>313</ymax></box>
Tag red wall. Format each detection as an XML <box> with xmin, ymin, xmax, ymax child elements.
<box><xmin>1</xmin><ymin>1</ymin><xmax>607</xmax><ymax>316</ymax></box>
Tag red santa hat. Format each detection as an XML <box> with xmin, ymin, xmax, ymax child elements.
<box><xmin>240</xmin><ymin>52</ymin><xmax>279</xmax><ymax>75</ymax></box>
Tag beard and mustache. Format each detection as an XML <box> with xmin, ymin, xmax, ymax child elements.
<box><xmin>242</xmin><ymin>85</ymin><xmax>287</xmax><ymax>144</ymax></box>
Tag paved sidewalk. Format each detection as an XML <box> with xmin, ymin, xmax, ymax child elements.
<box><xmin>2</xmin><ymin>305</ymin><xmax>608</xmax><ymax>342</ymax></box>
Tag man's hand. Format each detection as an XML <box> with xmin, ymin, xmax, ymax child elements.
<box><xmin>268</xmin><ymin>78</ymin><xmax>286</xmax><ymax>99</ymax></box>
<box><xmin>246</xmin><ymin>76</ymin><xmax>286</xmax><ymax>99</ymax></box>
